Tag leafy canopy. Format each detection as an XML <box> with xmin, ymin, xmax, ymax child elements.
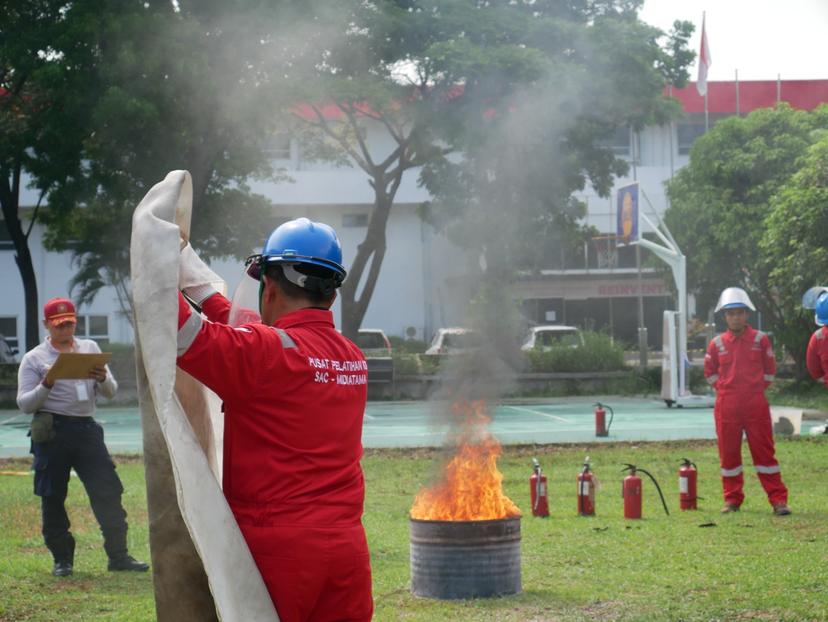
<box><xmin>665</xmin><ymin>104</ymin><xmax>828</xmax><ymax>375</ymax></box>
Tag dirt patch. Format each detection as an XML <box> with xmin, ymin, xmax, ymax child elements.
<box><xmin>580</xmin><ymin>600</ymin><xmax>626</xmax><ymax>621</ymax></box>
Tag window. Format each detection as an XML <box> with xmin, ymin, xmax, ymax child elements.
<box><xmin>343</xmin><ymin>214</ymin><xmax>368</xmax><ymax>228</ymax></box>
<box><xmin>264</xmin><ymin>132</ymin><xmax>292</xmax><ymax>159</ymax></box>
<box><xmin>0</xmin><ymin>223</ymin><xmax>13</xmax><ymax>250</ymax></box>
<box><xmin>677</xmin><ymin>122</ymin><xmax>706</xmax><ymax>155</ymax></box>
<box><xmin>0</xmin><ymin>316</ymin><xmax>19</xmax><ymax>361</ymax></box>
<box><xmin>599</xmin><ymin>126</ymin><xmax>633</xmax><ymax>157</ymax></box>
<box><xmin>76</xmin><ymin>315</ymin><xmax>109</xmax><ymax>345</ymax></box>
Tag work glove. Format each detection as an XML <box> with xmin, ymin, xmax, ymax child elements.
<box><xmin>179</xmin><ymin>242</ymin><xmax>223</xmax><ymax>305</ymax></box>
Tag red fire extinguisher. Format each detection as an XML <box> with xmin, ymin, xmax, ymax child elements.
<box><xmin>577</xmin><ymin>457</ymin><xmax>596</xmax><ymax>516</ymax></box>
<box><xmin>621</xmin><ymin>463</ymin><xmax>670</xmax><ymax>519</ymax></box>
<box><xmin>594</xmin><ymin>402</ymin><xmax>614</xmax><ymax>437</ymax></box>
<box><xmin>530</xmin><ymin>458</ymin><xmax>549</xmax><ymax>518</ymax></box>
<box><xmin>679</xmin><ymin>458</ymin><xmax>698</xmax><ymax>511</ymax></box>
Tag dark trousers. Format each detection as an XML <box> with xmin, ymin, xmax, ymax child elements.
<box><xmin>31</xmin><ymin>415</ymin><xmax>129</xmax><ymax>563</ymax></box>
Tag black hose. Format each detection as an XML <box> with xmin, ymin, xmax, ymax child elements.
<box><xmin>604</xmin><ymin>404</ymin><xmax>614</xmax><ymax>435</ymax></box>
<box><xmin>637</xmin><ymin>467</ymin><xmax>670</xmax><ymax>516</ymax></box>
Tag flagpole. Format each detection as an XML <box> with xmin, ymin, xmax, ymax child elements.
<box><xmin>735</xmin><ymin>69</ymin><xmax>740</xmax><ymax>115</ymax></box>
<box><xmin>700</xmin><ymin>11</ymin><xmax>709</xmax><ymax>132</ymax></box>
<box><xmin>777</xmin><ymin>73</ymin><xmax>781</xmax><ymax>105</ymax></box>
<box><xmin>704</xmin><ymin>90</ymin><xmax>709</xmax><ymax>132</ymax></box>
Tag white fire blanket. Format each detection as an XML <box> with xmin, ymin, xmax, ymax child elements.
<box><xmin>130</xmin><ymin>170</ymin><xmax>278</xmax><ymax>621</ymax></box>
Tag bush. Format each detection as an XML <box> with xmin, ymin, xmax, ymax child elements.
<box><xmin>524</xmin><ymin>331</ymin><xmax>626</xmax><ymax>372</ymax></box>
<box><xmin>392</xmin><ymin>353</ymin><xmax>422</xmax><ymax>375</ymax></box>
<box><xmin>388</xmin><ymin>336</ymin><xmax>428</xmax><ymax>354</ymax></box>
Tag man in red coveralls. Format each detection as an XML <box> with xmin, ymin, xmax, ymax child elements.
<box><xmin>804</xmin><ymin>287</ymin><xmax>828</xmax><ymax>389</ymax></box>
<box><xmin>175</xmin><ymin>218</ymin><xmax>373</xmax><ymax>622</ymax></box>
<box><xmin>803</xmin><ymin>287</ymin><xmax>828</xmax><ymax>435</ymax></box>
<box><xmin>704</xmin><ymin>287</ymin><xmax>790</xmax><ymax>516</ymax></box>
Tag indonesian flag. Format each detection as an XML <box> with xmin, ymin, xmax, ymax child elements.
<box><xmin>696</xmin><ymin>14</ymin><xmax>712</xmax><ymax>96</ymax></box>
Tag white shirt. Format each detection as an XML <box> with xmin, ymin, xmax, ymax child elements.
<box><xmin>16</xmin><ymin>337</ymin><xmax>117</xmax><ymax>417</ymax></box>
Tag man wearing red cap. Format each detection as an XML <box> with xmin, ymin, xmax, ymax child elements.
<box><xmin>17</xmin><ymin>297</ymin><xmax>148</xmax><ymax>577</ymax></box>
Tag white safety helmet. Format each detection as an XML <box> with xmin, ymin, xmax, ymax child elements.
<box><xmin>714</xmin><ymin>287</ymin><xmax>756</xmax><ymax>312</ymax></box>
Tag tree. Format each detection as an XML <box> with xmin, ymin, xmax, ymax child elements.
<box><xmin>37</xmin><ymin>1</ymin><xmax>290</xmax><ymax>318</ymax></box>
<box><xmin>762</xmin><ymin>130</ymin><xmax>828</xmax><ymax>376</ymax></box>
<box><xmin>1</xmin><ymin>0</ymin><xmax>101</xmax><ymax>350</ymax></box>
<box><xmin>665</xmin><ymin>104</ymin><xmax>828</xmax><ymax>375</ymax></box>
<box><xmin>287</xmin><ymin>0</ymin><xmax>693</xmax><ymax>337</ymax></box>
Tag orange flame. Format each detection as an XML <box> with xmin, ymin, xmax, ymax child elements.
<box><xmin>410</xmin><ymin>400</ymin><xmax>521</xmax><ymax>521</ymax></box>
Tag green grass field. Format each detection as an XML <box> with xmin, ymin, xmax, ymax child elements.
<box><xmin>2</xmin><ymin>438</ymin><xmax>827</xmax><ymax>621</ymax></box>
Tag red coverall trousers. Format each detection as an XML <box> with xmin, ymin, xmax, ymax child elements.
<box><xmin>714</xmin><ymin>393</ymin><xmax>787</xmax><ymax>507</ymax></box>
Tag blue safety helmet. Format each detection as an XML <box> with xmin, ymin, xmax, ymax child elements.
<box><xmin>816</xmin><ymin>292</ymin><xmax>828</xmax><ymax>326</ymax></box>
<box><xmin>245</xmin><ymin>218</ymin><xmax>346</xmax><ymax>295</ymax></box>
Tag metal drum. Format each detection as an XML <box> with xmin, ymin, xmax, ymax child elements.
<box><xmin>409</xmin><ymin>517</ymin><xmax>521</xmax><ymax>599</ymax></box>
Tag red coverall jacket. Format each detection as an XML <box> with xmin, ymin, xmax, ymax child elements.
<box><xmin>806</xmin><ymin>326</ymin><xmax>828</xmax><ymax>388</ymax></box>
<box><xmin>176</xmin><ymin>292</ymin><xmax>372</xmax><ymax>622</ymax></box>
<box><xmin>703</xmin><ymin>325</ymin><xmax>787</xmax><ymax>507</ymax></box>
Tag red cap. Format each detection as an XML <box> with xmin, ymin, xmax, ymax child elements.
<box><xmin>43</xmin><ymin>297</ymin><xmax>77</xmax><ymax>326</ymax></box>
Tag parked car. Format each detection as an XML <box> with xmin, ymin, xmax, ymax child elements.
<box><xmin>520</xmin><ymin>325</ymin><xmax>584</xmax><ymax>351</ymax></box>
<box><xmin>353</xmin><ymin>329</ymin><xmax>392</xmax><ymax>358</ymax></box>
<box><xmin>424</xmin><ymin>328</ymin><xmax>482</xmax><ymax>356</ymax></box>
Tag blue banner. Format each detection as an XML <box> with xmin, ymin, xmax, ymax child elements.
<box><xmin>616</xmin><ymin>182</ymin><xmax>639</xmax><ymax>244</ymax></box>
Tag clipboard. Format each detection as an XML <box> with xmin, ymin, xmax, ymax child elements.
<box><xmin>46</xmin><ymin>352</ymin><xmax>112</xmax><ymax>382</ymax></box>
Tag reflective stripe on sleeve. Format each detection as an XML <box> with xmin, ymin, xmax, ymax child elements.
<box><xmin>754</xmin><ymin>331</ymin><xmax>764</xmax><ymax>344</ymax></box>
<box><xmin>706</xmin><ymin>374</ymin><xmax>719</xmax><ymax>385</ymax></box>
<box><xmin>714</xmin><ymin>335</ymin><xmax>725</xmax><ymax>353</ymax></box>
<box><xmin>755</xmin><ymin>464</ymin><xmax>781</xmax><ymax>474</ymax></box>
<box><xmin>177</xmin><ymin>310</ymin><xmax>203</xmax><ymax>356</ymax></box>
<box><xmin>720</xmin><ymin>465</ymin><xmax>743</xmax><ymax>477</ymax></box>
<box><xmin>817</xmin><ymin>330</ymin><xmax>826</xmax><ymax>341</ymax></box>
<box><xmin>273</xmin><ymin>328</ymin><xmax>297</xmax><ymax>349</ymax></box>
<box><xmin>764</xmin><ymin>374</ymin><xmax>775</xmax><ymax>382</ymax></box>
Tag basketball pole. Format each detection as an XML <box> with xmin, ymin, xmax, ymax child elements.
<box><xmin>632</xmin><ymin>191</ymin><xmax>688</xmax><ymax>398</ymax></box>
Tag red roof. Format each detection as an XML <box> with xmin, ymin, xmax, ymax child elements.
<box><xmin>669</xmin><ymin>80</ymin><xmax>828</xmax><ymax>114</ymax></box>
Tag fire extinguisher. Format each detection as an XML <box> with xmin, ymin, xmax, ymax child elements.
<box><xmin>530</xmin><ymin>458</ymin><xmax>549</xmax><ymax>517</ymax></box>
<box><xmin>621</xmin><ymin>463</ymin><xmax>670</xmax><ymax>519</ymax></box>
<box><xmin>594</xmin><ymin>402</ymin><xmax>614</xmax><ymax>437</ymax></box>
<box><xmin>679</xmin><ymin>458</ymin><xmax>698</xmax><ymax>511</ymax></box>
<box><xmin>577</xmin><ymin>457</ymin><xmax>596</xmax><ymax>516</ymax></box>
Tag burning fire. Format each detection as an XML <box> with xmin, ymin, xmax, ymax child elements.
<box><xmin>410</xmin><ymin>400</ymin><xmax>521</xmax><ymax>521</ymax></box>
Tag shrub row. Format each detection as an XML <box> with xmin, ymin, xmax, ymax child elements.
<box><xmin>393</xmin><ymin>331</ymin><xmax>627</xmax><ymax>375</ymax></box>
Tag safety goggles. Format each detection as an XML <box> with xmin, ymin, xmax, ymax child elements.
<box><xmin>244</xmin><ymin>254</ymin><xmax>264</xmax><ymax>280</ymax></box>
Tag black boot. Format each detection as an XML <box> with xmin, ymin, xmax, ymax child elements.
<box><xmin>49</xmin><ymin>534</ymin><xmax>75</xmax><ymax>577</ymax></box>
<box><xmin>107</xmin><ymin>555</ymin><xmax>149</xmax><ymax>572</ymax></box>
<box><xmin>103</xmin><ymin>525</ymin><xmax>149</xmax><ymax>571</ymax></box>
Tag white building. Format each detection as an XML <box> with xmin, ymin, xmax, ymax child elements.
<box><xmin>3</xmin><ymin>79</ymin><xmax>826</xmax><ymax>354</ymax></box>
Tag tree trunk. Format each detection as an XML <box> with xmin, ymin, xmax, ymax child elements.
<box><xmin>0</xmin><ymin>167</ymin><xmax>40</xmax><ymax>351</ymax></box>
<box><xmin>339</xmin><ymin>186</ymin><xmax>394</xmax><ymax>338</ymax></box>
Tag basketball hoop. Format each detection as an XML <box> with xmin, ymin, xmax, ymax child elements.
<box><xmin>591</xmin><ymin>235</ymin><xmax>619</xmax><ymax>269</ymax></box>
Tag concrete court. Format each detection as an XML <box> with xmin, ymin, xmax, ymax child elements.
<box><xmin>1</xmin><ymin>398</ymin><xmax>824</xmax><ymax>458</ymax></box>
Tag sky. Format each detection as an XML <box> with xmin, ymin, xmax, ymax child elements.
<box><xmin>639</xmin><ymin>0</ymin><xmax>828</xmax><ymax>81</ymax></box>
